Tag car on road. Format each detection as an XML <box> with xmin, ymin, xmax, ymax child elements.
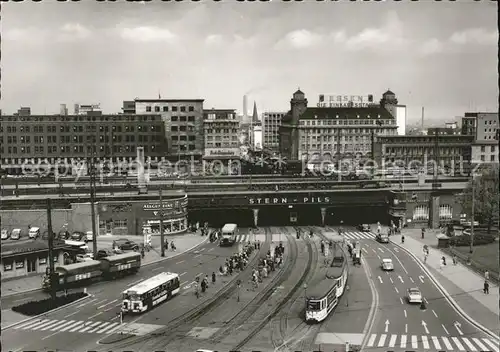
<box><xmin>11</xmin><ymin>228</ymin><xmax>22</xmax><ymax>240</ymax></box>
<box><xmin>407</xmin><ymin>287</ymin><xmax>423</xmax><ymax>304</ymax></box>
<box><xmin>71</xmin><ymin>231</ymin><xmax>89</xmax><ymax>242</ymax></box>
<box><xmin>113</xmin><ymin>238</ymin><xmax>140</xmax><ymax>251</ymax></box>
<box><xmin>95</xmin><ymin>248</ymin><xmax>115</xmax><ymax>260</ymax></box>
<box><xmin>28</xmin><ymin>227</ymin><xmax>41</xmax><ymax>239</ymax></box>
<box><xmin>357</xmin><ymin>224</ymin><xmax>371</xmax><ymax>232</ymax></box>
<box><xmin>381</xmin><ymin>258</ymin><xmax>394</xmax><ymax>271</ymax></box>
<box><xmin>376</xmin><ymin>233</ymin><xmax>389</xmax><ymax>243</ymax></box>
<box><xmin>1</xmin><ymin>229</ymin><xmax>10</xmax><ymax>240</ymax></box>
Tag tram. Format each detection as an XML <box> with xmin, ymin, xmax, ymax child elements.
<box><xmin>305</xmin><ymin>247</ymin><xmax>348</xmax><ymax>323</ymax></box>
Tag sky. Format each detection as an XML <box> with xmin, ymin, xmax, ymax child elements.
<box><xmin>1</xmin><ymin>0</ymin><xmax>498</xmax><ymax>126</ymax></box>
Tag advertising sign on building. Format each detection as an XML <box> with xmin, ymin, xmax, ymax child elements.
<box><xmin>317</xmin><ymin>95</ymin><xmax>374</xmax><ymax>108</ymax></box>
<box><xmin>204</xmin><ymin>148</ymin><xmax>241</xmax><ymax>158</ymax></box>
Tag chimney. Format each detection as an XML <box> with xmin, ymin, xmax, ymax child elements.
<box><xmin>243</xmin><ymin>95</ymin><xmax>248</xmax><ymax>122</ymax></box>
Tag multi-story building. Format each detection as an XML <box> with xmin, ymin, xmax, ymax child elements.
<box><xmin>262</xmin><ymin>112</ymin><xmax>286</xmax><ymax>151</ymax></box>
<box><xmin>202</xmin><ymin>109</ymin><xmax>240</xmax><ymax>161</ymax></box>
<box><xmin>0</xmin><ymin>112</ymin><xmax>167</xmax><ymax>174</ymax></box>
<box><xmin>279</xmin><ymin>89</ymin><xmax>398</xmax><ymax>163</ymax></box>
<box><xmin>373</xmin><ymin>134</ymin><xmax>474</xmax><ymax>174</ymax></box>
<box><xmin>74</xmin><ymin>104</ymin><xmax>102</xmax><ymax>115</ymax></box>
<box><xmin>131</xmin><ymin>98</ymin><xmax>205</xmax><ymax>159</ymax></box>
<box><xmin>427</xmin><ymin>127</ymin><xmax>461</xmax><ymax>136</ymax></box>
<box><xmin>461</xmin><ymin>112</ymin><xmax>499</xmax><ymax>164</ymax></box>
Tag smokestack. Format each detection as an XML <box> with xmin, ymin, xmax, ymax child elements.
<box><xmin>243</xmin><ymin>95</ymin><xmax>248</xmax><ymax>122</ymax></box>
<box><xmin>421</xmin><ymin>107</ymin><xmax>424</xmax><ymax>131</ymax></box>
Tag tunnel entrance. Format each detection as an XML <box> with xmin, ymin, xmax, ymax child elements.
<box><xmin>257</xmin><ymin>205</ymin><xmax>322</xmax><ymax>226</ymax></box>
<box><xmin>323</xmin><ymin>205</ymin><xmax>390</xmax><ymax>226</ymax></box>
<box><xmin>188</xmin><ymin>208</ymin><xmax>253</xmax><ymax>228</ymax></box>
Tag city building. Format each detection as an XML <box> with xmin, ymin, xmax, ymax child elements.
<box><xmin>0</xmin><ymin>112</ymin><xmax>167</xmax><ymax>174</ymax></box>
<box><xmin>74</xmin><ymin>103</ymin><xmax>102</xmax><ymax>115</ymax></box>
<box><xmin>131</xmin><ymin>98</ymin><xmax>205</xmax><ymax>159</ymax></box>
<box><xmin>379</xmin><ymin>90</ymin><xmax>407</xmax><ymax>135</ymax></box>
<box><xmin>202</xmin><ymin>108</ymin><xmax>241</xmax><ymax>162</ymax></box>
<box><xmin>373</xmin><ymin>134</ymin><xmax>474</xmax><ymax>173</ymax></box>
<box><xmin>427</xmin><ymin>127</ymin><xmax>461</xmax><ymax>136</ymax></box>
<box><xmin>279</xmin><ymin>89</ymin><xmax>398</xmax><ymax>163</ymax></box>
<box><xmin>262</xmin><ymin>111</ymin><xmax>286</xmax><ymax>151</ymax></box>
<box><xmin>461</xmin><ymin>112</ymin><xmax>499</xmax><ymax>164</ymax></box>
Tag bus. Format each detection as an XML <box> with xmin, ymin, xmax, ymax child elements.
<box><xmin>121</xmin><ymin>272</ymin><xmax>180</xmax><ymax>313</ymax></box>
<box><xmin>220</xmin><ymin>223</ymin><xmax>238</xmax><ymax>246</ymax></box>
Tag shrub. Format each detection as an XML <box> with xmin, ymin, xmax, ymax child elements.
<box><xmin>450</xmin><ymin>234</ymin><xmax>495</xmax><ymax>247</ymax></box>
<box><xmin>12</xmin><ymin>292</ymin><xmax>87</xmax><ymax>316</ymax></box>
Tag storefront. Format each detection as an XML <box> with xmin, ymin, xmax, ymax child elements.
<box><xmin>98</xmin><ymin>193</ymin><xmax>188</xmax><ymax>236</ymax></box>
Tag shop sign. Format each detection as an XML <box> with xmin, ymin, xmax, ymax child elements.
<box><xmin>248</xmin><ymin>196</ymin><xmax>331</xmax><ymax>205</ymax></box>
<box><xmin>204</xmin><ymin>148</ymin><xmax>240</xmax><ymax>157</ymax></box>
<box><xmin>317</xmin><ymin>94</ymin><xmax>373</xmax><ymax>108</ymax></box>
<box><xmin>143</xmin><ymin>199</ymin><xmax>186</xmax><ymax>211</ymax></box>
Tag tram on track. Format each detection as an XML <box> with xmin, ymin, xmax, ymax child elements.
<box><xmin>305</xmin><ymin>246</ymin><xmax>348</xmax><ymax>323</ymax></box>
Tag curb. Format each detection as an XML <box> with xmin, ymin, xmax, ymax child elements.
<box><xmin>3</xmin><ymin>293</ymin><xmax>92</xmax><ymax>330</ymax></box>
<box><xmin>392</xmin><ymin>239</ymin><xmax>500</xmax><ymax>344</ymax></box>
<box><xmin>1</xmin><ymin>236</ymin><xmax>209</xmax><ymax>299</ymax></box>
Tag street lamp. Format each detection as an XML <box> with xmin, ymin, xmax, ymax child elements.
<box><xmin>469</xmin><ymin>173</ymin><xmax>476</xmax><ymax>254</ymax></box>
<box><xmin>303</xmin><ymin>283</ymin><xmax>308</xmax><ymax>304</ymax></box>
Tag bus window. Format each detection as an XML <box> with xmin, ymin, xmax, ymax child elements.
<box><xmin>308</xmin><ymin>301</ymin><xmax>321</xmax><ymax>311</ymax></box>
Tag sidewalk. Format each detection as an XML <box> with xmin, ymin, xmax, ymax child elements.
<box><xmin>392</xmin><ymin>229</ymin><xmax>499</xmax><ymax>333</ymax></box>
<box><xmin>1</xmin><ymin>232</ymin><xmax>207</xmax><ymax>297</ymax></box>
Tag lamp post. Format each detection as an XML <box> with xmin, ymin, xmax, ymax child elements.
<box><xmin>303</xmin><ymin>283</ymin><xmax>308</xmax><ymax>305</ymax></box>
<box><xmin>469</xmin><ymin>174</ymin><xmax>476</xmax><ymax>254</ymax></box>
<box><xmin>371</xmin><ymin>120</ymin><xmax>384</xmax><ymax>169</ymax></box>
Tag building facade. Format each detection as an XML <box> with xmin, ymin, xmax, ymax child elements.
<box><xmin>373</xmin><ymin>134</ymin><xmax>474</xmax><ymax>174</ymax></box>
<box><xmin>279</xmin><ymin>90</ymin><xmax>398</xmax><ymax>163</ymax></box>
<box><xmin>0</xmin><ymin>113</ymin><xmax>167</xmax><ymax>174</ymax></box>
<box><xmin>461</xmin><ymin>112</ymin><xmax>499</xmax><ymax>165</ymax></box>
<box><xmin>471</xmin><ymin>141</ymin><xmax>498</xmax><ymax>164</ymax></box>
<box><xmin>133</xmin><ymin>99</ymin><xmax>205</xmax><ymax>159</ymax></box>
<box><xmin>202</xmin><ymin>109</ymin><xmax>241</xmax><ymax>163</ymax></box>
<box><xmin>262</xmin><ymin>112</ymin><xmax>286</xmax><ymax>151</ymax></box>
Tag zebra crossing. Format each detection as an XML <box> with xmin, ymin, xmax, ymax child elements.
<box><xmin>12</xmin><ymin>318</ymin><xmax>164</xmax><ymax>336</ymax></box>
<box><xmin>341</xmin><ymin>231</ymin><xmax>379</xmax><ymax>241</ymax></box>
<box><xmin>365</xmin><ymin>333</ymin><xmax>499</xmax><ymax>352</ymax></box>
<box><xmin>233</xmin><ymin>234</ymin><xmax>285</xmax><ymax>243</ymax></box>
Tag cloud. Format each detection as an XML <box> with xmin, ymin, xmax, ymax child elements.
<box><xmin>58</xmin><ymin>23</ymin><xmax>91</xmax><ymax>41</ymax></box>
<box><xmin>120</xmin><ymin>26</ymin><xmax>177</xmax><ymax>43</ymax></box>
<box><xmin>419</xmin><ymin>38</ymin><xmax>444</xmax><ymax>56</ymax></box>
<box><xmin>205</xmin><ymin>34</ymin><xmax>224</xmax><ymax>46</ymax></box>
<box><xmin>275</xmin><ymin>29</ymin><xmax>323</xmax><ymax>49</ymax></box>
<box><xmin>3</xmin><ymin>28</ymin><xmax>46</xmax><ymax>42</ymax></box>
<box><xmin>449</xmin><ymin>28</ymin><xmax>497</xmax><ymax>45</ymax></box>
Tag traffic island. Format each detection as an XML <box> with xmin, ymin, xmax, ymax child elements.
<box><xmin>11</xmin><ymin>292</ymin><xmax>88</xmax><ymax>316</ymax></box>
<box><xmin>98</xmin><ymin>332</ymin><xmax>135</xmax><ymax>344</ymax></box>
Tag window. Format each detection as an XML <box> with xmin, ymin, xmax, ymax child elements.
<box><xmin>3</xmin><ymin>260</ymin><xmax>13</xmax><ymax>271</ymax></box>
<box><xmin>163</xmin><ymin>106</ymin><xmax>168</xmax><ymax>112</ymax></box>
<box><xmin>113</xmin><ymin>220</ymin><xmax>127</xmax><ymax>228</ymax></box>
<box><xmin>154</xmin><ymin>106</ymin><xmax>160</xmax><ymax>112</ymax></box>
<box><xmin>481</xmin><ymin>146</ymin><xmax>485</xmax><ymax>152</ymax></box>
<box><xmin>180</xmin><ymin>106</ymin><xmax>186</xmax><ymax>112</ymax></box>
<box><xmin>413</xmin><ymin>205</ymin><xmax>429</xmax><ymax>221</ymax></box>
<box><xmin>492</xmin><ymin>146</ymin><xmax>496</xmax><ymax>152</ymax></box>
<box><xmin>171</xmin><ymin>116</ymin><xmax>178</xmax><ymax>122</ymax></box>
<box><xmin>171</xmin><ymin>126</ymin><xmax>178</xmax><ymax>132</ymax></box>
<box><xmin>481</xmin><ymin>155</ymin><xmax>485</xmax><ymax>161</ymax></box>
<box><xmin>146</xmin><ymin>106</ymin><xmax>152</xmax><ymax>112</ymax></box>
<box><xmin>491</xmin><ymin>155</ymin><xmax>495</xmax><ymax>162</ymax></box>
<box><xmin>439</xmin><ymin>205</ymin><xmax>453</xmax><ymax>219</ymax></box>
<box><xmin>188</xmin><ymin>106</ymin><xmax>194</xmax><ymax>112</ymax></box>
<box><xmin>172</xmin><ymin>106</ymin><xmax>178</xmax><ymax>112</ymax></box>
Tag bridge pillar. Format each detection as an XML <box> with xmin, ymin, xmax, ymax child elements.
<box><xmin>320</xmin><ymin>207</ymin><xmax>326</xmax><ymax>227</ymax></box>
<box><xmin>429</xmin><ymin>196</ymin><xmax>440</xmax><ymax>229</ymax></box>
<box><xmin>253</xmin><ymin>208</ymin><xmax>259</xmax><ymax>227</ymax></box>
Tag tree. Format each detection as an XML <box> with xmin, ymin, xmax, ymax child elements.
<box><xmin>460</xmin><ymin>165</ymin><xmax>499</xmax><ymax>233</ymax></box>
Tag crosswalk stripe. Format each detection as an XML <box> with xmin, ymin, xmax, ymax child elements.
<box><xmin>49</xmin><ymin>320</ymin><xmax>75</xmax><ymax>331</ymax></box>
<box><xmin>15</xmin><ymin>319</ymin><xmax>45</xmax><ymax>329</ymax></box>
<box><xmin>472</xmin><ymin>337</ymin><xmax>488</xmax><ymax>351</ymax></box>
<box><xmin>442</xmin><ymin>336</ymin><xmax>453</xmax><ymax>350</ymax></box>
<box><xmin>377</xmin><ymin>334</ymin><xmax>387</xmax><ymax>347</ymax></box>
<box><xmin>59</xmin><ymin>320</ymin><xmax>83</xmax><ymax>332</ymax></box>
<box><xmin>367</xmin><ymin>334</ymin><xmax>376</xmax><ymax>347</ymax></box>
<box><xmin>21</xmin><ymin>319</ymin><xmax>50</xmax><ymax>330</ymax></box>
<box><xmin>411</xmin><ymin>335</ymin><xmax>418</xmax><ymax>349</ymax></box>
<box><xmin>482</xmin><ymin>338</ymin><xmax>500</xmax><ymax>352</ymax></box>
<box><xmin>452</xmin><ymin>337</ymin><xmax>466</xmax><ymax>351</ymax></box>
<box><xmin>103</xmin><ymin>323</ymin><xmax>122</xmax><ymax>335</ymax></box>
<box><xmin>421</xmin><ymin>335</ymin><xmax>430</xmax><ymax>349</ymax></box>
<box><xmin>388</xmin><ymin>334</ymin><xmax>397</xmax><ymax>348</ymax></box>
<box><xmin>69</xmin><ymin>321</ymin><xmax>87</xmax><ymax>332</ymax></box>
<box><xmin>79</xmin><ymin>321</ymin><xmax>102</xmax><ymax>333</ymax></box>
<box><xmin>96</xmin><ymin>322</ymin><xmax>119</xmax><ymax>334</ymax></box>
<box><xmin>40</xmin><ymin>320</ymin><xmax>67</xmax><ymax>331</ymax></box>
<box><xmin>32</xmin><ymin>320</ymin><xmax>57</xmax><ymax>330</ymax></box>
<box><xmin>431</xmin><ymin>336</ymin><xmax>441</xmax><ymax>350</ymax></box>
<box><xmin>400</xmin><ymin>334</ymin><xmax>407</xmax><ymax>348</ymax></box>
<box><xmin>462</xmin><ymin>337</ymin><xmax>477</xmax><ymax>351</ymax></box>
<box><xmin>89</xmin><ymin>322</ymin><xmax>110</xmax><ymax>333</ymax></box>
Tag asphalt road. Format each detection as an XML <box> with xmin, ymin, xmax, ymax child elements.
<box><xmin>2</xmin><ymin>228</ymin><xmax>255</xmax><ymax>352</ymax></box>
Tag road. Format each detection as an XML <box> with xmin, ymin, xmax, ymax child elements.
<box><xmin>2</xmin><ymin>227</ymin><xmax>259</xmax><ymax>352</ymax></box>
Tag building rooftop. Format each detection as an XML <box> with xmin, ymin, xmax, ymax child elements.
<box><xmin>299</xmin><ymin>106</ymin><xmax>394</xmax><ymax>120</ymax></box>
<box><xmin>134</xmin><ymin>99</ymin><xmax>204</xmax><ymax>103</ymax></box>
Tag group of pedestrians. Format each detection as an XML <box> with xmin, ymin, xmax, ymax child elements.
<box><xmin>250</xmin><ymin>243</ymin><xmax>285</xmax><ymax>290</ymax></box>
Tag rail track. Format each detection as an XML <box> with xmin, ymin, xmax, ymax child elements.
<box><xmin>96</xmin><ymin>229</ymin><xmax>272</xmax><ymax>351</ymax></box>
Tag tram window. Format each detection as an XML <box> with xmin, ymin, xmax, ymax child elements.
<box><xmin>308</xmin><ymin>301</ymin><xmax>321</xmax><ymax>310</ymax></box>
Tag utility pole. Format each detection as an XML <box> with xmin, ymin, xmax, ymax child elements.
<box><xmin>159</xmin><ymin>189</ymin><xmax>165</xmax><ymax>257</ymax></box>
<box><xmin>336</xmin><ymin>128</ymin><xmax>341</xmax><ymax>180</ymax></box>
<box><xmin>47</xmin><ymin>198</ymin><xmax>56</xmax><ymax>300</ymax></box>
<box><xmin>469</xmin><ymin>175</ymin><xmax>475</xmax><ymax>253</ymax></box>
<box><xmin>89</xmin><ymin>156</ymin><xmax>98</xmax><ymax>258</ymax></box>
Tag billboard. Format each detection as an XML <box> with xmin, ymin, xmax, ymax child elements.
<box><xmin>318</xmin><ymin>95</ymin><xmax>374</xmax><ymax>108</ymax></box>
<box><xmin>396</xmin><ymin>105</ymin><xmax>406</xmax><ymax>135</ymax></box>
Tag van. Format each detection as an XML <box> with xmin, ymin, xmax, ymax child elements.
<box><xmin>29</xmin><ymin>227</ymin><xmax>41</xmax><ymax>239</ymax></box>
<box><xmin>11</xmin><ymin>228</ymin><xmax>22</xmax><ymax>240</ymax></box>
<box><xmin>86</xmin><ymin>231</ymin><xmax>94</xmax><ymax>242</ymax></box>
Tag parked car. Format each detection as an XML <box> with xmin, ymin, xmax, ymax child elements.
<box><xmin>70</xmin><ymin>231</ymin><xmax>88</xmax><ymax>242</ymax></box>
<box><xmin>95</xmin><ymin>248</ymin><xmax>115</xmax><ymax>260</ymax></box>
<box><xmin>86</xmin><ymin>231</ymin><xmax>94</xmax><ymax>242</ymax></box>
<box><xmin>381</xmin><ymin>258</ymin><xmax>394</xmax><ymax>271</ymax></box>
<box><xmin>376</xmin><ymin>233</ymin><xmax>389</xmax><ymax>243</ymax></box>
<box><xmin>407</xmin><ymin>288</ymin><xmax>423</xmax><ymax>304</ymax></box>
<box><xmin>11</xmin><ymin>228</ymin><xmax>22</xmax><ymax>240</ymax></box>
<box><xmin>1</xmin><ymin>229</ymin><xmax>10</xmax><ymax>240</ymax></box>
<box><xmin>29</xmin><ymin>227</ymin><xmax>41</xmax><ymax>239</ymax></box>
<box><xmin>112</xmin><ymin>238</ymin><xmax>140</xmax><ymax>251</ymax></box>
<box><xmin>357</xmin><ymin>224</ymin><xmax>371</xmax><ymax>232</ymax></box>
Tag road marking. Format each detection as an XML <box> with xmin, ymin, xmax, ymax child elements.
<box><xmin>89</xmin><ymin>312</ymin><xmax>102</xmax><ymax>319</ymax></box>
<box><xmin>49</xmin><ymin>320</ymin><xmax>76</xmax><ymax>331</ymax></box>
<box><xmin>88</xmin><ymin>321</ymin><xmax>110</xmax><ymax>333</ymax></box>
<box><xmin>96</xmin><ymin>322</ymin><xmax>119</xmax><ymax>334</ymax></box>
<box><xmin>431</xmin><ymin>336</ymin><xmax>441</xmax><ymax>350</ymax></box>
<box><xmin>472</xmin><ymin>338</ymin><xmax>488</xmax><ymax>351</ymax></box>
<box><xmin>409</xmin><ymin>277</ymin><xmax>414</xmax><ymax>283</ymax></box>
<box><xmin>65</xmin><ymin>311</ymin><xmax>80</xmax><ymax>318</ymax></box>
<box><xmin>405</xmin><ymin>324</ymin><xmax>407</xmax><ymax>333</ymax></box>
<box><xmin>399</xmin><ymin>297</ymin><xmax>404</xmax><ymax>304</ymax></box>
<box><xmin>104</xmin><ymin>303</ymin><xmax>121</xmax><ymax>312</ymax></box>
<box><xmin>403</xmin><ymin>309</ymin><xmax>407</xmax><ymax>318</ymax></box>
<box><xmin>79</xmin><ymin>321</ymin><xmax>102</xmax><ymax>333</ymax></box>
<box><xmin>482</xmin><ymin>338</ymin><xmax>500</xmax><ymax>352</ymax></box>
<box><xmin>383</xmin><ymin>246</ymin><xmax>409</xmax><ymax>274</ymax></box>
<box><xmin>40</xmin><ymin>320</ymin><xmax>68</xmax><ymax>331</ymax></box>
<box><xmin>441</xmin><ymin>336</ymin><xmax>453</xmax><ymax>350</ymax></box>
<box><xmin>394</xmin><ymin>287</ymin><xmax>399</xmax><ymax>293</ymax></box>
<box><xmin>366</xmin><ymin>334</ymin><xmax>376</xmax><ymax>347</ymax></box>
<box><xmin>176</xmin><ymin>260</ymin><xmax>185</xmax><ymax>264</ymax></box>
<box><xmin>398</xmin><ymin>275</ymin><xmax>404</xmax><ymax>283</ymax></box>
<box><xmin>419</xmin><ymin>275</ymin><xmax>425</xmax><ymax>283</ymax></box>
<box><xmin>180</xmin><ymin>272</ymin><xmax>187</xmax><ymax>276</ymax></box>
<box><xmin>69</xmin><ymin>321</ymin><xmax>88</xmax><ymax>332</ymax></box>
<box><xmin>388</xmin><ymin>334</ymin><xmax>397</xmax><ymax>348</ymax></box>
<box><xmin>394</xmin><ymin>248</ymin><xmax>399</xmax><ymax>252</ymax></box>
<box><xmin>421</xmin><ymin>335</ymin><xmax>430</xmax><ymax>349</ymax></box>
<box><xmin>411</xmin><ymin>335</ymin><xmax>418</xmax><ymax>349</ymax></box>
<box><xmin>98</xmin><ymin>299</ymin><xmax>117</xmax><ymax>310</ymax></box>
<box><xmin>441</xmin><ymin>324</ymin><xmax>449</xmax><ymax>334</ymax></box>
<box><xmin>389</xmin><ymin>277</ymin><xmax>393</xmax><ymax>283</ymax></box>
<box><xmin>376</xmin><ymin>254</ymin><xmax>380</xmax><ymax>259</ymax></box>
<box><xmin>400</xmin><ymin>334</ymin><xmax>407</xmax><ymax>348</ymax></box>
<box><xmin>461</xmin><ymin>337</ymin><xmax>477</xmax><ymax>351</ymax></box>
<box><xmin>59</xmin><ymin>320</ymin><xmax>84</xmax><ymax>332</ymax></box>
<box><xmin>377</xmin><ymin>247</ymin><xmax>384</xmax><ymax>253</ymax></box>
<box><xmin>152</xmin><ymin>267</ymin><xmax>162</xmax><ymax>271</ymax></box>
<box><xmin>29</xmin><ymin>320</ymin><xmax>54</xmax><ymax>330</ymax></box>
<box><xmin>377</xmin><ymin>334</ymin><xmax>387</xmax><ymax>347</ymax></box>
<box><xmin>378</xmin><ymin>276</ymin><xmax>383</xmax><ymax>283</ymax></box>
<box><xmin>372</xmin><ymin>249</ymin><xmax>377</xmax><ymax>254</ymax></box>
<box><xmin>362</xmin><ymin>248</ymin><xmax>368</xmax><ymax>254</ymax></box>
<box><xmin>432</xmin><ymin>309</ymin><xmax>438</xmax><ymax>318</ymax></box>
<box><xmin>194</xmin><ymin>254</ymin><xmax>201</xmax><ymax>258</ymax></box>
<box><xmin>207</xmin><ymin>248</ymin><xmax>214</xmax><ymax>252</ymax></box>
<box><xmin>451</xmin><ymin>337</ymin><xmax>465</xmax><ymax>351</ymax></box>
<box><xmin>93</xmin><ymin>299</ymin><xmax>108</xmax><ymax>306</ymax></box>
<box><xmin>16</xmin><ymin>319</ymin><xmax>47</xmax><ymax>329</ymax></box>
<box><xmin>199</xmin><ymin>248</ymin><xmax>205</xmax><ymax>252</ymax></box>
<box><xmin>76</xmin><ymin>298</ymin><xmax>97</xmax><ymax>308</ymax></box>
<box><xmin>127</xmin><ymin>278</ymin><xmax>144</xmax><ymax>287</ymax></box>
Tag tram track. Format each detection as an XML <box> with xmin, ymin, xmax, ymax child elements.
<box><xmin>96</xmin><ymin>229</ymin><xmax>272</xmax><ymax>351</ymax></box>
<box><xmin>231</xmin><ymin>230</ymin><xmax>315</xmax><ymax>352</ymax></box>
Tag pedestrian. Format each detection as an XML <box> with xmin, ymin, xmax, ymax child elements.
<box><xmin>171</xmin><ymin>241</ymin><xmax>176</xmax><ymax>251</ymax></box>
<box><xmin>401</xmin><ymin>235</ymin><xmax>405</xmax><ymax>243</ymax></box>
<box><xmin>483</xmin><ymin>280</ymin><xmax>489</xmax><ymax>294</ymax></box>
<box><xmin>201</xmin><ymin>279</ymin><xmax>206</xmax><ymax>293</ymax></box>
<box><xmin>439</xmin><ymin>258</ymin><xmax>444</xmax><ymax>270</ymax></box>
<box><xmin>212</xmin><ymin>271</ymin><xmax>216</xmax><ymax>284</ymax></box>
<box><xmin>165</xmin><ymin>240</ymin><xmax>169</xmax><ymax>251</ymax></box>
<box><xmin>485</xmin><ymin>270</ymin><xmax>490</xmax><ymax>281</ymax></box>
<box><xmin>421</xmin><ymin>227</ymin><xmax>425</xmax><ymax>239</ymax></box>
<box><xmin>452</xmin><ymin>255</ymin><xmax>457</xmax><ymax>265</ymax></box>
<box><xmin>320</xmin><ymin>241</ymin><xmax>325</xmax><ymax>255</ymax></box>
<box><xmin>442</xmin><ymin>256</ymin><xmax>446</xmax><ymax>266</ymax></box>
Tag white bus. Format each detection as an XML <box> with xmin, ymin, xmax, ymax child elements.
<box><xmin>121</xmin><ymin>272</ymin><xmax>180</xmax><ymax>313</ymax></box>
<box><xmin>220</xmin><ymin>223</ymin><xmax>238</xmax><ymax>246</ymax></box>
